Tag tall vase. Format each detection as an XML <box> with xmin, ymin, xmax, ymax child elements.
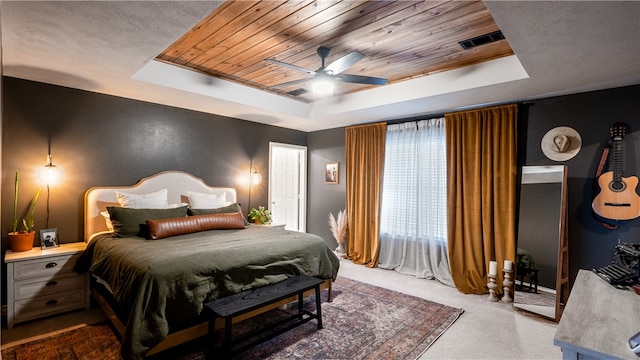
<box><xmin>8</xmin><ymin>231</ymin><xmax>35</xmax><ymax>252</ymax></box>
<box><xmin>335</xmin><ymin>242</ymin><xmax>346</xmax><ymax>257</ymax></box>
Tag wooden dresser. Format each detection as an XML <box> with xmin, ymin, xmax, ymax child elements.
<box><xmin>554</xmin><ymin>269</ymin><xmax>640</xmax><ymax>360</ymax></box>
<box><xmin>4</xmin><ymin>242</ymin><xmax>90</xmax><ymax>329</ymax></box>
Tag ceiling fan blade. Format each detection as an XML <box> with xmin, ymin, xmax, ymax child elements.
<box><xmin>324</xmin><ymin>51</ymin><xmax>365</xmax><ymax>75</ymax></box>
<box><xmin>271</xmin><ymin>77</ymin><xmax>313</xmax><ymax>88</ymax></box>
<box><xmin>337</xmin><ymin>74</ymin><xmax>388</xmax><ymax>85</ymax></box>
<box><xmin>266</xmin><ymin>58</ymin><xmax>317</xmax><ymax>76</ymax></box>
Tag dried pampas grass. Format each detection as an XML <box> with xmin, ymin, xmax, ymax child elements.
<box><xmin>328</xmin><ymin>209</ymin><xmax>348</xmax><ymax>244</ymax></box>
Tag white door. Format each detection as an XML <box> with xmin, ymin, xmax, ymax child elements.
<box><xmin>269</xmin><ymin>143</ymin><xmax>306</xmax><ymax>232</ymax></box>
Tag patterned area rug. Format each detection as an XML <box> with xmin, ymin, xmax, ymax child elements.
<box><xmin>1</xmin><ymin>277</ymin><xmax>463</xmax><ymax>360</ymax></box>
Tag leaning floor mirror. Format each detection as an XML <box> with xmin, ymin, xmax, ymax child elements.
<box><xmin>513</xmin><ymin>165</ymin><xmax>569</xmax><ymax>322</ymax></box>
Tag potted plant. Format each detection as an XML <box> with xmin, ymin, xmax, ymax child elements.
<box><xmin>8</xmin><ymin>172</ymin><xmax>41</xmax><ymax>252</ymax></box>
<box><xmin>248</xmin><ymin>206</ymin><xmax>272</xmax><ymax>225</ymax></box>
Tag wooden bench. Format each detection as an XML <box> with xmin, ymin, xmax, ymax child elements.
<box><xmin>204</xmin><ymin>275</ymin><xmax>324</xmax><ymax>356</ymax></box>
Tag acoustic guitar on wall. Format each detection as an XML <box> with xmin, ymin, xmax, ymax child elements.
<box><xmin>592</xmin><ymin>122</ymin><xmax>640</xmax><ymax>220</ymax></box>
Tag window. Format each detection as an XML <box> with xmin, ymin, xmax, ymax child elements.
<box><xmin>378</xmin><ymin>118</ymin><xmax>451</xmax><ymax>284</ymax></box>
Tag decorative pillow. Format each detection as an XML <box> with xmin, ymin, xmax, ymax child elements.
<box><xmin>100</xmin><ymin>211</ymin><xmax>114</xmax><ymax>231</ymax></box>
<box><xmin>107</xmin><ymin>205</ymin><xmax>189</xmax><ymax>237</ymax></box>
<box><xmin>101</xmin><ymin>204</ymin><xmax>184</xmax><ymax>233</ymax></box>
<box><xmin>186</xmin><ymin>191</ymin><xmax>226</xmax><ymax>209</ymax></box>
<box><xmin>147</xmin><ymin>212</ymin><xmax>246</xmax><ymax>240</ymax></box>
<box><xmin>116</xmin><ymin>189</ymin><xmax>169</xmax><ymax>208</ymax></box>
<box><xmin>187</xmin><ymin>203</ymin><xmax>249</xmax><ymax>226</ymax></box>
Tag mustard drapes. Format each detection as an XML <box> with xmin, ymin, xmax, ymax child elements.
<box><xmin>345</xmin><ymin>122</ymin><xmax>386</xmax><ymax>267</ymax></box>
<box><xmin>445</xmin><ymin>104</ymin><xmax>518</xmax><ymax>294</ymax></box>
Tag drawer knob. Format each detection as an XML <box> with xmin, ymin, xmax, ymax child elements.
<box><xmin>46</xmin><ymin>299</ymin><xmax>58</xmax><ymax>306</ymax></box>
<box><xmin>45</xmin><ymin>262</ymin><xmax>58</xmax><ymax>268</ymax></box>
<box><xmin>46</xmin><ymin>281</ymin><xmax>58</xmax><ymax>286</ymax></box>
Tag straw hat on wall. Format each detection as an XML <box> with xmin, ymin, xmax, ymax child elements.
<box><xmin>541</xmin><ymin>126</ymin><xmax>582</xmax><ymax>161</ymax></box>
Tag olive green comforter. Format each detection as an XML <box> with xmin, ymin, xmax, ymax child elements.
<box><xmin>74</xmin><ymin>225</ymin><xmax>340</xmax><ymax>359</ymax></box>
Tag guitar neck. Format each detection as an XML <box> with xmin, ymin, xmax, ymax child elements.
<box><xmin>611</xmin><ymin>137</ymin><xmax>623</xmax><ymax>182</ymax></box>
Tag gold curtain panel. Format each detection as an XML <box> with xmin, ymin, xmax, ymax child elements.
<box><xmin>445</xmin><ymin>104</ymin><xmax>518</xmax><ymax>294</ymax></box>
<box><xmin>345</xmin><ymin>122</ymin><xmax>387</xmax><ymax>267</ymax></box>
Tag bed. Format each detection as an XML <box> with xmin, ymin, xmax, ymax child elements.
<box><xmin>74</xmin><ymin>171</ymin><xmax>340</xmax><ymax>359</ymax></box>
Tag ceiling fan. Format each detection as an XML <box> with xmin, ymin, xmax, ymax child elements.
<box><xmin>266</xmin><ymin>46</ymin><xmax>388</xmax><ymax>91</ymax></box>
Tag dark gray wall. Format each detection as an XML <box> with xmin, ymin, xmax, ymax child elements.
<box><xmin>307</xmin><ymin>128</ymin><xmax>346</xmax><ymax>250</ymax></box>
<box><xmin>519</xmin><ymin>85</ymin><xmax>640</xmax><ymax>284</ymax></box>
<box><xmin>1</xmin><ymin>77</ymin><xmax>307</xmax><ymax>248</ymax></box>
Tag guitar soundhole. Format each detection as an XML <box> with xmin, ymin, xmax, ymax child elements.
<box><xmin>609</xmin><ymin>181</ymin><xmax>626</xmax><ymax>192</ymax></box>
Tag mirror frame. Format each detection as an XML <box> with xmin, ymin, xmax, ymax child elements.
<box><xmin>514</xmin><ymin>165</ymin><xmax>569</xmax><ymax>322</ymax></box>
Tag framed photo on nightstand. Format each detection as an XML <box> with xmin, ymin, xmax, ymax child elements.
<box><xmin>40</xmin><ymin>228</ymin><xmax>59</xmax><ymax>249</ymax></box>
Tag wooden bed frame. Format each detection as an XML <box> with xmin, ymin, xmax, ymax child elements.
<box><xmin>83</xmin><ymin>171</ymin><xmax>333</xmax><ymax>357</ymax></box>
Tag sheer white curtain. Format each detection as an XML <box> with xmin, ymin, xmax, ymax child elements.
<box><xmin>378</xmin><ymin>117</ymin><xmax>452</xmax><ymax>286</ymax></box>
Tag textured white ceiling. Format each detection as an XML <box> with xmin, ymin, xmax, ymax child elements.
<box><xmin>2</xmin><ymin>1</ymin><xmax>639</xmax><ymax>132</ymax></box>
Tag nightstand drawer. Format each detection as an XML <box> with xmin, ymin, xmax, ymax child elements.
<box><xmin>14</xmin><ymin>289</ymin><xmax>86</xmax><ymax>323</ymax></box>
<box><xmin>12</xmin><ymin>254</ymin><xmax>79</xmax><ymax>280</ymax></box>
<box><xmin>5</xmin><ymin>243</ymin><xmax>89</xmax><ymax>329</ymax></box>
<box><xmin>14</xmin><ymin>272</ymin><xmax>85</xmax><ymax>300</ymax></box>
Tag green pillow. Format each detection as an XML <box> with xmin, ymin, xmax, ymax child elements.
<box><xmin>188</xmin><ymin>203</ymin><xmax>249</xmax><ymax>225</ymax></box>
<box><xmin>107</xmin><ymin>206</ymin><xmax>189</xmax><ymax>238</ymax></box>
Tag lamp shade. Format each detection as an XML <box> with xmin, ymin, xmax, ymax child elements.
<box><xmin>39</xmin><ymin>155</ymin><xmax>61</xmax><ymax>185</ymax></box>
<box><xmin>251</xmin><ymin>168</ymin><xmax>262</xmax><ymax>185</ymax></box>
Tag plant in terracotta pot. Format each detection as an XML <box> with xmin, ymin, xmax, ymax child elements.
<box><xmin>248</xmin><ymin>206</ymin><xmax>272</xmax><ymax>225</ymax></box>
<box><xmin>8</xmin><ymin>172</ymin><xmax>41</xmax><ymax>252</ymax></box>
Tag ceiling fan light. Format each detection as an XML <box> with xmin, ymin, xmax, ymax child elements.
<box><xmin>312</xmin><ymin>79</ymin><xmax>334</xmax><ymax>97</ymax></box>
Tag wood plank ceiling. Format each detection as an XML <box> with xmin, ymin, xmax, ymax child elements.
<box><xmin>157</xmin><ymin>0</ymin><xmax>513</xmax><ymax>103</ymax></box>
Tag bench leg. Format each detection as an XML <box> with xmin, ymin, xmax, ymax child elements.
<box><xmin>223</xmin><ymin>316</ymin><xmax>232</xmax><ymax>355</ymax></box>
<box><xmin>208</xmin><ymin>317</ymin><xmax>217</xmax><ymax>350</ymax></box>
<box><xmin>297</xmin><ymin>292</ymin><xmax>304</xmax><ymax>320</ymax></box>
<box><xmin>315</xmin><ymin>285</ymin><xmax>323</xmax><ymax>329</ymax></box>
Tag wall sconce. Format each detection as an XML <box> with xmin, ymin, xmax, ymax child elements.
<box><xmin>39</xmin><ymin>154</ymin><xmax>61</xmax><ymax>229</ymax></box>
<box><xmin>251</xmin><ymin>167</ymin><xmax>262</xmax><ymax>185</ymax></box>
<box><xmin>247</xmin><ymin>166</ymin><xmax>262</xmax><ymax>214</ymax></box>
<box><xmin>39</xmin><ymin>154</ymin><xmax>60</xmax><ymax>185</ymax></box>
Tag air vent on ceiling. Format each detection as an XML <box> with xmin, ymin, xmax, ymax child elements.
<box><xmin>288</xmin><ymin>88</ymin><xmax>308</xmax><ymax>97</ymax></box>
<box><xmin>458</xmin><ymin>30</ymin><xmax>505</xmax><ymax>50</ymax></box>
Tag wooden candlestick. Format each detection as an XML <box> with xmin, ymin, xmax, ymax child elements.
<box><xmin>487</xmin><ymin>274</ymin><xmax>498</xmax><ymax>302</ymax></box>
<box><xmin>502</xmin><ymin>269</ymin><xmax>513</xmax><ymax>303</ymax></box>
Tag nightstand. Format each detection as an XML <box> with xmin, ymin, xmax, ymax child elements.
<box><xmin>4</xmin><ymin>242</ymin><xmax>90</xmax><ymax>329</ymax></box>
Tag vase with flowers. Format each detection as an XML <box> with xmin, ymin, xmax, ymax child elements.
<box><xmin>8</xmin><ymin>172</ymin><xmax>41</xmax><ymax>252</ymax></box>
<box><xmin>329</xmin><ymin>209</ymin><xmax>348</xmax><ymax>257</ymax></box>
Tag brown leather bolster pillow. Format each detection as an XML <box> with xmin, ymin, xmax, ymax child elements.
<box><xmin>146</xmin><ymin>211</ymin><xmax>246</xmax><ymax>240</ymax></box>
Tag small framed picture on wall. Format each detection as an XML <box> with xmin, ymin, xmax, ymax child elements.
<box><xmin>40</xmin><ymin>228</ymin><xmax>59</xmax><ymax>249</ymax></box>
<box><xmin>325</xmin><ymin>162</ymin><xmax>339</xmax><ymax>184</ymax></box>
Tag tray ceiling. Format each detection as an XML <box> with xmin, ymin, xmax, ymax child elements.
<box><xmin>157</xmin><ymin>0</ymin><xmax>513</xmax><ymax>102</ymax></box>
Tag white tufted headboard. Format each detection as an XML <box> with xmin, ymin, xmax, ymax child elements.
<box><xmin>84</xmin><ymin>171</ymin><xmax>237</xmax><ymax>242</ymax></box>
